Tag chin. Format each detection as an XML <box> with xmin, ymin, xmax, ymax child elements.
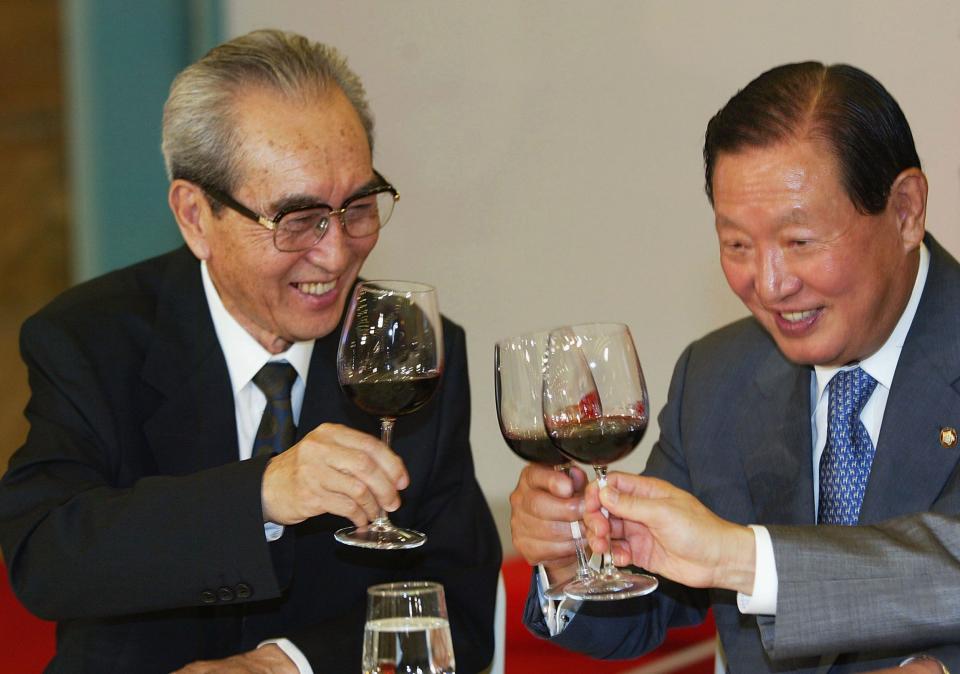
<box><xmin>772</xmin><ymin>339</ymin><xmax>828</xmax><ymax>367</ymax></box>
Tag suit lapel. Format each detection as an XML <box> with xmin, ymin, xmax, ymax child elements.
<box><xmin>140</xmin><ymin>248</ymin><xmax>239</xmax><ymax>475</ymax></box>
<box><xmin>861</xmin><ymin>236</ymin><xmax>960</xmax><ymax>522</ymax></box>
<box><xmin>742</xmin><ymin>346</ymin><xmax>817</xmax><ymax>525</ymax></box>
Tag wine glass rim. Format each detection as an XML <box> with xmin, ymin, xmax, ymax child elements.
<box><xmin>494</xmin><ymin>327</ymin><xmax>558</xmax><ymax>347</ymax></box>
<box><xmin>560</xmin><ymin>321</ymin><xmax>630</xmax><ymax>332</ymax></box>
<box><xmin>367</xmin><ymin>580</ymin><xmax>443</xmax><ymax>597</ymax></box>
<box><xmin>358</xmin><ymin>280</ymin><xmax>435</xmax><ymax>294</ymax></box>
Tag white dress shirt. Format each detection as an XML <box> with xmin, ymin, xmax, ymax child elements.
<box><xmin>200</xmin><ymin>261</ymin><xmax>316</xmax><ymax>674</ymax></box>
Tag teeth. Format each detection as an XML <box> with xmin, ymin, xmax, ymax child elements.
<box><xmin>297</xmin><ymin>281</ymin><xmax>335</xmax><ymax>296</ymax></box>
<box><xmin>781</xmin><ymin>309</ymin><xmax>817</xmax><ymax>322</ymax></box>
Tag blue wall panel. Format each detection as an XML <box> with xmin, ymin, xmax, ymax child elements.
<box><xmin>64</xmin><ymin>0</ymin><xmax>223</xmax><ymax>281</ymax></box>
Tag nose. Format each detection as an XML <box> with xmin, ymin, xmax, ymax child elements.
<box><xmin>755</xmin><ymin>246</ymin><xmax>800</xmax><ymax>304</ymax></box>
<box><xmin>304</xmin><ymin>211</ymin><xmax>351</xmax><ymax>271</ymax></box>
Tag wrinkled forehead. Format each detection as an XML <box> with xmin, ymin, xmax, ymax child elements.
<box><xmin>228</xmin><ymin>84</ymin><xmax>372</xmax><ymax>192</ymax></box>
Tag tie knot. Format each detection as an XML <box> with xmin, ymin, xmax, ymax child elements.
<box><xmin>253</xmin><ymin>362</ymin><xmax>298</xmax><ymax>401</ymax></box>
<box><xmin>828</xmin><ymin>367</ymin><xmax>877</xmax><ymax>417</ymax></box>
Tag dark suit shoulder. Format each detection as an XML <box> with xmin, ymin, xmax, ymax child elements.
<box><xmin>22</xmin><ymin>247</ymin><xmax>196</xmax><ymax>349</ymax></box>
<box><xmin>27</xmin><ymin>247</ymin><xmax>192</xmax><ymax>331</ymax></box>
<box><xmin>686</xmin><ymin>315</ymin><xmax>781</xmax><ymax>374</ymax></box>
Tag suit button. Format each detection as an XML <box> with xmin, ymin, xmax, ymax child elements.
<box><xmin>200</xmin><ymin>590</ymin><xmax>216</xmax><ymax>604</ymax></box>
<box><xmin>236</xmin><ymin>583</ymin><xmax>252</xmax><ymax>599</ymax></box>
<box><xmin>217</xmin><ymin>586</ymin><xmax>235</xmax><ymax>602</ymax></box>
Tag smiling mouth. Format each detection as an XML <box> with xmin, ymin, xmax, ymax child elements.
<box><xmin>780</xmin><ymin>309</ymin><xmax>819</xmax><ymax>322</ymax></box>
<box><xmin>295</xmin><ymin>281</ymin><xmax>336</xmax><ymax>296</ymax></box>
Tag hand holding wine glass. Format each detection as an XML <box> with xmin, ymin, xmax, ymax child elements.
<box><xmin>495</xmin><ymin>330</ymin><xmax>595</xmax><ymax>598</ymax></box>
<box><xmin>542</xmin><ymin>322</ymin><xmax>657</xmax><ymax>600</ymax></box>
<box><xmin>337</xmin><ymin>281</ymin><xmax>444</xmax><ymax>549</ymax></box>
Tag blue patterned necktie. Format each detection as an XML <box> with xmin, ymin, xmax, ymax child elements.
<box><xmin>252</xmin><ymin>363</ymin><xmax>298</xmax><ymax>457</ymax></box>
<box><xmin>818</xmin><ymin>367</ymin><xmax>878</xmax><ymax>525</ymax></box>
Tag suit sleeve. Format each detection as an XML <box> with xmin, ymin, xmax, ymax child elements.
<box><xmin>0</xmin><ymin>312</ymin><xmax>284</xmax><ymax>620</ymax></box>
<box><xmin>519</xmin><ymin>342</ymin><xmax>709</xmax><ymax>659</ymax></box>
<box><xmin>290</xmin><ymin>322</ymin><xmax>503</xmax><ymax>674</ymax></box>
<box><xmin>759</xmin><ymin>513</ymin><xmax>960</xmax><ymax>663</ymax></box>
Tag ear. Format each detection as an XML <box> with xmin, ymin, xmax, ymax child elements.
<box><xmin>169</xmin><ymin>179</ymin><xmax>214</xmax><ymax>260</ymax></box>
<box><xmin>887</xmin><ymin>167</ymin><xmax>927</xmax><ymax>252</ymax></box>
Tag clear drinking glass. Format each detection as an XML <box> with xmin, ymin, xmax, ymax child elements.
<box><xmin>362</xmin><ymin>581</ymin><xmax>456</xmax><ymax>674</ymax></box>
<box><xmin>337</xmin><ymin>281</ymin><xmax>444</xmax><ymax>549</ymax></box>
<box><xmin>494</xmin><ymin>330</ymin><xmax>596</xmax><ymax>599</ymax></box>
<box><xmin>543</xmin><ymin>323</ymin><xmax>658</xmax><ymax>601</ymax></box>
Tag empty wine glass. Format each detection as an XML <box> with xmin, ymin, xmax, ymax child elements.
<box><xmin>494</xmin><ymin>330</ymin><xmax>596</xmax><ymax>599</ymax></box>
<box><xmin>543</xmin><ymin>323</ymin><xmax>657</xmax><ymax>600</ymax></box>
<box><xmin>362</xmin><ymin>581</ymin><xmax>455</xmax><ymax>674</ymax></box>
<box><xmin>337</xmin><ymin>281</ymin><xmax>444</xmax><ymax>549</ymax></box>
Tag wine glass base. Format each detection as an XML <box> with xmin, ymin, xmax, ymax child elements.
<box><xmin>334</xmin><ymin>523</ymin><xmax>427</xmax><ymax>550</ymax></box>
<box><xmin>563</xmin><ymin>572</ymin><xmax>658</xmax><ymax>601</ymax></box>
<box><xmin>543</xmin><ymin>578</ymin><xmax>573</xmax><ymax>601</ymax></box>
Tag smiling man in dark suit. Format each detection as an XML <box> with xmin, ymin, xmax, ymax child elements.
<box><xmin>510</xmin><ymin>62</ymin><xmax>960</xmax><ymax>674</ymax></box>
<box><xmin>0</xmin><ymin>29</ymin><xmax>500</xmax><ymax>674</ymax></box>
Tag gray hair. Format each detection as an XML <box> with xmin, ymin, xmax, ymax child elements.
<box><xmin>161</xmin><ymin>29</ymin><xmax>375</xmax><ymax>192</ymax></box>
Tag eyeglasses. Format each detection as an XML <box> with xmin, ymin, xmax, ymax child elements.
<box><xmin>196</xmin><ymin>170</ymin><xmax>399</xmax><ymax>252</ymax></box>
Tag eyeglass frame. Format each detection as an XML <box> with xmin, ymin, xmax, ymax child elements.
<box><xmin>188</xmin><ymin>170</ymin><xmax>399</xmax><ymax>252</ymax></box>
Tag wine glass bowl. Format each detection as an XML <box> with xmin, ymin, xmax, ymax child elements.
<box><xmin>336</xmin><ymin>281</ymin><xmax>444</xmax><ymax>549</ymax></box>
<box><xmin>495</xmin><ymin>330</ymin><xmax>596</xmax><ymax>600</ymax></box>
<box><xmin>494</xmin><ymin>331</ymin><xmax>569</xmax><ymax>467</ymax></box>
<box><xmin>542</xmin><ymin>322</ymin><xmax>657</xmax><ymax>601</ymax></box>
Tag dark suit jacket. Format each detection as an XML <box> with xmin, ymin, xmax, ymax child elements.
<box><xmin>0</xmin><ymin>246</ymin><xmax>502</xmax><ymax>673</ymax></box>
<box><xmin>524</xmin><ymin>234</ymin><xmax>960</xmax><ymax>672</ymax></box>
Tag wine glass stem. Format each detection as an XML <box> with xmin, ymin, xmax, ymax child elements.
<box><xmin>594</xmin><ymin>465</ymin><xmax>617</xmax><ymax>577</ymax></box>
<box><xmin>370</xmin><ymin>417</ymin><xmax>398</xmax><ymax>529</ymax></box>
<box><xmin>555</xmin><ymin>463</ymin><xmax>593</xmax><ymax>581</ymax></box>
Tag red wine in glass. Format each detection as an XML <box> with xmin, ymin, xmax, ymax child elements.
<box><xmin>543</xmin><ymin>323</ymin><xmax>657</xmax><ymax>601</ymax></box>
<box><xmin>342</xmin><ymin>373</ymin><xmax>441</xmax><ymax>418</ymax></box>
<box><xmin>547</xmin><ymin>416</ymin><xmax>647</xmax><ymax>465</ymax></box>
<box><xmin>501</xmin><ymin>430</ymin><xmax>569</xmax><ymax>465</ymax></box>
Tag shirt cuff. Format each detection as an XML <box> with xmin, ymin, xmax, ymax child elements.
<box><xmin>264</xmin><ymin>521</ymin><xmax>285</xmax><ymax>541</ymax></box>
<box><xmin>259</xmin><ymin>638</ymin><xmax>312</xmax><ymax>674</ymax></box>
<box><xmin>736</xmin><ymin>524</ymin><xmax>777</xmax><ymax>615</ymax></box>
<box><xmin>536</xmin><ymin>564</ymin><xmax>582</xmax><ymax>636</ymax></box>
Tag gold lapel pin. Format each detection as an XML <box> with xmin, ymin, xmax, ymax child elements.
<box><xmin>940</xmin><ymin>427</ymin><xmax>958</xmax><ymax>448</ymax></box>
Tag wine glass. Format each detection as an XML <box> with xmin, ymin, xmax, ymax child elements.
<box><xmin>542</xmin><ymin>322</ymin><xmax>658</xmax><ymax>601</ymax></box>
<box><xmin>337</xmin><ymin>281</ymin><xmax>444</xmax><ymax>549</ymax></box>
<box><xmin>494</xmin><ymin>330</ymin><xmax>596</xmax><ymax>599</ymax></box>
<box><xmin>362</xmin><ymin>581</ymin><xmax>455</xmax><ymax>674</ymax></box>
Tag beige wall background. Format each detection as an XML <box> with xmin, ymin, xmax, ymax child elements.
<box><xmin>229</xmin><ymin>1</ymin><xmax>960</xmax><ymax>550</ymax></box>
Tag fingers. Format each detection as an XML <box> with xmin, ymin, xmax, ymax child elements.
<box><xmin>604</xmin><ymin>472</ymin><xmax>676</xmax><ymax>500</ymax></box>
<box><xmin>261</xmin><ymin>423</ymin><xmax>410</xmax><ymax>526</ymax></box>
<box><xmin>567</xmin><ymin>465</ymin><xmax>589</xmax><ymax>492</ymax></box>
<box><xmin>509</xmin><ymin>464</ymin><xmax>584</xmax><ymax>567</ymax></box>
<box><xmin>597</xmin><ymin>474</ymin><xmax>674</xmax><ymax>524</ymax></box>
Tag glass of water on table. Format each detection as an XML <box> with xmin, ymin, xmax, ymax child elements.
<box><xmin>362</xmin><ymin>581</ymin><xmax>455</xmax><ymax>674</ymax></box>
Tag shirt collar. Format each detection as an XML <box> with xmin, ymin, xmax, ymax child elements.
<box><xmin>814</xmin><ymin>241</ymin><xmax>930</xmax><ymax>397</ymax></box>
<box><xmin>200</xmin><ymin>260</ymin><xmax>314</xmax><ymax>394</ymax></box>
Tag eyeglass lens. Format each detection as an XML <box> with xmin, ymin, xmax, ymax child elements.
<box><xmin>274</xmin><ymin>191</ymin><xmax>395</xmax><ymax>251</ymax></box>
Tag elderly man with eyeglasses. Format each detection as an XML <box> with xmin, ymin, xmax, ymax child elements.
<box><xmin>0</xmin><ymin>29</ymin><xmax>500</xmax><ymax>674</ymax></box>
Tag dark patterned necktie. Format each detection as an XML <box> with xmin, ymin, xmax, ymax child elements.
<box><xmin>818</xmin><ymin>367</ymin><xmax>878</xmax><ymax>525</ymax></box>
<box><xmin>252</xmin><ymin>363</ymin><xmax>298</xmax><ymax>457</ymax></box>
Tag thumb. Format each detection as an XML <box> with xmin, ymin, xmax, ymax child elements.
<box><xmin>606</xmin><ymin>472</ymin><xmax>677</xmax><ymax>500</ymax></box>
<box><xmin>600</xmin><ymin>483</ymin><xmax>656</xmax><ymax>524</ymax></box>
